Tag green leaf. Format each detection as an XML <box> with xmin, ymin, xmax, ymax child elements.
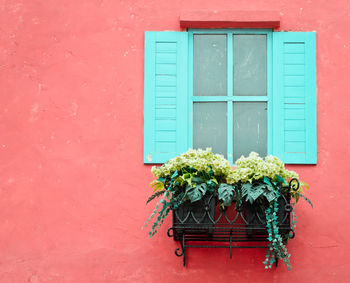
<box><xmin>187</xmin><ymin>188</ymin><xmax>202</xmax><ymax>203</ymax></box>
<box><xmin>242</xmin><ymin>183</ymin><xmax>265</xmax><ymax>204</ymax></box>
<box><xmin>196</xmin><ymin>183</ymin><xmax>208</xmax><ymax>195</ymax></box>
<box><xmin>253</xmin><ymin>184</ymin><xmax>267</xmax><ymax>190</ymax></box>
<box><xmin>263</xmin><ymin>177</ymin><xmax>273</xmax><ymax>187</ymax></box>
<box><xmin>180</xmin><ymin>173</ymin><xmax>193</xmax><ymax>186</ymax></box>
<box><xmin>218</xmin><ymin>183</ymin><xmax>235</xmax><ymax>206</ymax></box>
<box><xmin>146</xmin><ymin>190</ymin><xmax>166</xmax><ymax>204</ymax></box>
<box><xmin>300</xmin><ymin>181</ymin><xmax>309</xmax><ymax>193</ymax></box>
<box><xmin>206</xmin><ymin>179</ymin><xmax>215</xmax><ymax>187</ymax></box>
<box><xmin>192</xmin><ymin>177</ymin><xmax>203</xmax><ymax>184</ymax></box>
<box><xmin>241</xmin><ymin>183</ymin><xmax>252</xmax><ymax>197</ymax></box>
<box><xmin>265</xmin><ymin>191</ymin><xmax>277</xmax><ymax>203</ymax></box>
<box><xmin>295</xmin><ymin>192</ymin><xmax>313</xmax><ymax>208</ymax></box>
<box><xmin>183</xmin><ymin>173</ymin><xmax>191</xmax><ymax>179</ymax></box>
<box><xmin>275</xmin><ymin>175</ymin><xmax>288</xmax><ymax>185</ymax></box>
<box><xmin>171</xmin><ymin>171</ymin><xmax>178</xmax><ymax>179</ymax></box>
<box><xmin>248</xmin><ymin>187</ymin><xmax>264</xmax><ymax>202</ymax></box>
<box><xmin>186</xmin><ymin>183</ymin><xmax>207</xmax><ymax>203</ymax></box>
<box><xmin>150</xmin><ymin>180</ymin><xmax>165</xmax><ymax>192</ymax></box>
<box><xmin>206</xmin><ymin>179</ymin><xmax>217</xmax><ymax>192</ymax></box>
<box><xmin>246</xmin><ymin>194</ymin><xmax>254</xmax><ymax>204</ymax></box>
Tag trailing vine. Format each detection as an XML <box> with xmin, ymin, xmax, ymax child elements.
<box><xmin>264</xmin><ymin>190</ymin><xmax>292</xmax><ymax>270</ymax></box>
<box><xmin>291</xmin><ymin>202</ymin><xmax>297</xmax><ymax>235</ymax></box>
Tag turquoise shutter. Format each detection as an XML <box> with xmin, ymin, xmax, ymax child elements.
<box><xmin>272</xmin><ymin>32</ymin><xmax>317</xmax><ymax>164</ymax></box>
<box><xmin>144</xmin><ymin>31</ymin><xmax>189</xmax><ymax>164</ymax></box>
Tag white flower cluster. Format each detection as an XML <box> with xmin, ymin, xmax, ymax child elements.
<box><xmin>151</xmin><ymin>148</ymin><xmax>232</xmax><ymax>179</ymax></box>
<box><xmin>227</xmin><ymin>152</ymin><xmax>298</xmax><ymax>184</ymax></box>
<box><xmin>151</xmin><ymin>150</ymin><xmax>298</xmax><ymax>185</ymax></box>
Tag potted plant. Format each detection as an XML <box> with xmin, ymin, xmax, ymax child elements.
<box><xmin>144</xmin><ymin>150</ymin><xmax>313</xmax><ymax>271</ymax></box>
<box><xmin>143</xmin><ymin>148</ymin><xmax>232</xmax><ymax>237</ymax></box>
<box><xmin>225</xmin><ymin>152</ymin><xmax>313</xmax><ymax>269</ymax></box>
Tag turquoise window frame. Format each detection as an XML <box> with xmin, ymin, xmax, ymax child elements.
<box><xmin>187</xmin><ymin>29</ymin><xmax>273</xmax><ymax>164</ymax></box>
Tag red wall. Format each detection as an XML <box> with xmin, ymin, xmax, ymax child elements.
<box><xmin>1</xmin><ymin>0</ymin><xmax>350</xmax><ymax>282</ymax></box>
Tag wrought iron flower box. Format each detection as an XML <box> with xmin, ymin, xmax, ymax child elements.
<box><xmin>167</xmin><ymin>193</ymin><xmax>293</xmax><ymax>266</ymax></box>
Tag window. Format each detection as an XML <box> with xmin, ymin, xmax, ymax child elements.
<box><xmin>144</xmin><ymin>29</ymin><xmax>316</xmax><ymax>165</ymax></box>
<box><xmin>191</xmin><ymin>30</ymin><xmax>270</xmax><ymax>164</ymax></box>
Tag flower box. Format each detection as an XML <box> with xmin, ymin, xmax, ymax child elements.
<box><xmin>145</xmin><ymin>149</ymin><xmax>312</xmax><ymax>270</ymax></box>
<box><xmin>245</xmin><ymin>193</ymin><xmax>291</xmax><ymax>236</ymax></box>
<box><xmin>172</xmin><ymin>194</ymin><xmax>216</xmax><ymax>239</ymax></box>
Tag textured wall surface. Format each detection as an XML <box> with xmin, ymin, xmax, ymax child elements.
<box><xmin>1</xmin><ymin>0</ymin><xmax>350</xmax><ymax>282</ymax></box>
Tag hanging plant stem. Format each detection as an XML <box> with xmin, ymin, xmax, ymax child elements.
<box><xmin>264</xmin><ymin>190</ymin><xmax>292</xmax><ymax>270</ymax></box>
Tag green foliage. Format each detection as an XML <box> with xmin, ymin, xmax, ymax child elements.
<box><xmin>292</xmin><ymin>181</ymin><xmax>310</xmax><ymax>202</ymax></box>
<box><xmin>149</xmin><ymin>199</ymin><xmax>171</xmax><ymax>237</ymax></box>
<box><xmin>218</xmin><ymin>183</ymin><xmax>235</xmax><ymax>207</ymax></box>
<box><xmin>237</xmin><ymin>175</ymin><xmax>312</xmax><ymax>270</ymax></box>
<box><xmin>146</xmin><ymin>190</ymin><xmax>166</xmax><ymax>204</ymax></box>
<box><xmin>264</xmin><ymin>191</ymin><xmax>292</xmax><ymax>270</ymax></box>
<box><xmin>145</xmin><ymin>150</ymin><xmax>313</xmax><ymax>271</ymax></box>
<box><xmin>150</xmin><ymin>179</ymin><xmax>164</xmax><ymax>192</ymax></box>
<box><xmin>295</xmin><ymin>192</ymin><xmax>313</xmax><ymax>208</ymax></box>
<box><xmin>241</xmin><ymin>180</ymin><xmax>277</xmax><ymax>204</ymax></box>
<box><xmin>274</xmin><ymin>174</ymin><xmax>288</xmax><ymax>186</ymax></box>
<box><xmin>187</xmin><ymin>183</ymin><xmax>207</xmax><ymax>203</ymax></box>
<box><xmin>144</xmin><ymin>149</ymin><xmax>227</xmax><ymax>237</ymax></box>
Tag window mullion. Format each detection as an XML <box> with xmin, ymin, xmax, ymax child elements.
<box><xmin>267</xmin><ymin>31</ymin><xmax>273</xmax><ymax>155</ymax></box>
<box><xmin>232</xmin><ymin>96</ymin><xmax>268</xmax><ymax>102</ymax></box>
<box><xmin>227</xmin><ymin>32</ymin><xmax>234</xmax><ymax>164</ymax></box>
<box><xmin>192</xmin><ymin>96</ymin><xmax>230</xmax><ymax>102</ymax></box>
<box><xmin>188</xmin><ymin>31</ymin><xmax>194</xmax><ymax>149</ymax></box>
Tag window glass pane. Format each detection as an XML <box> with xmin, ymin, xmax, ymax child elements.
<box><xmin>193</xmin><ymin>34</ymin><xmax>227</xmax><ymax>96</ymax></box>
<box><xmin>233</xmin><ymin>102</ymin><xmax>267</xmax><ymax>161</ymax></box>
<box><xmin>233</xmin><ymin>35</ymin><xmax>267</xmax><ymax>96</ymax></box>
<box><xmin>193</xmin><ymin>102</ymin><xmax>227</xmax><ymax>157</ymax></box>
